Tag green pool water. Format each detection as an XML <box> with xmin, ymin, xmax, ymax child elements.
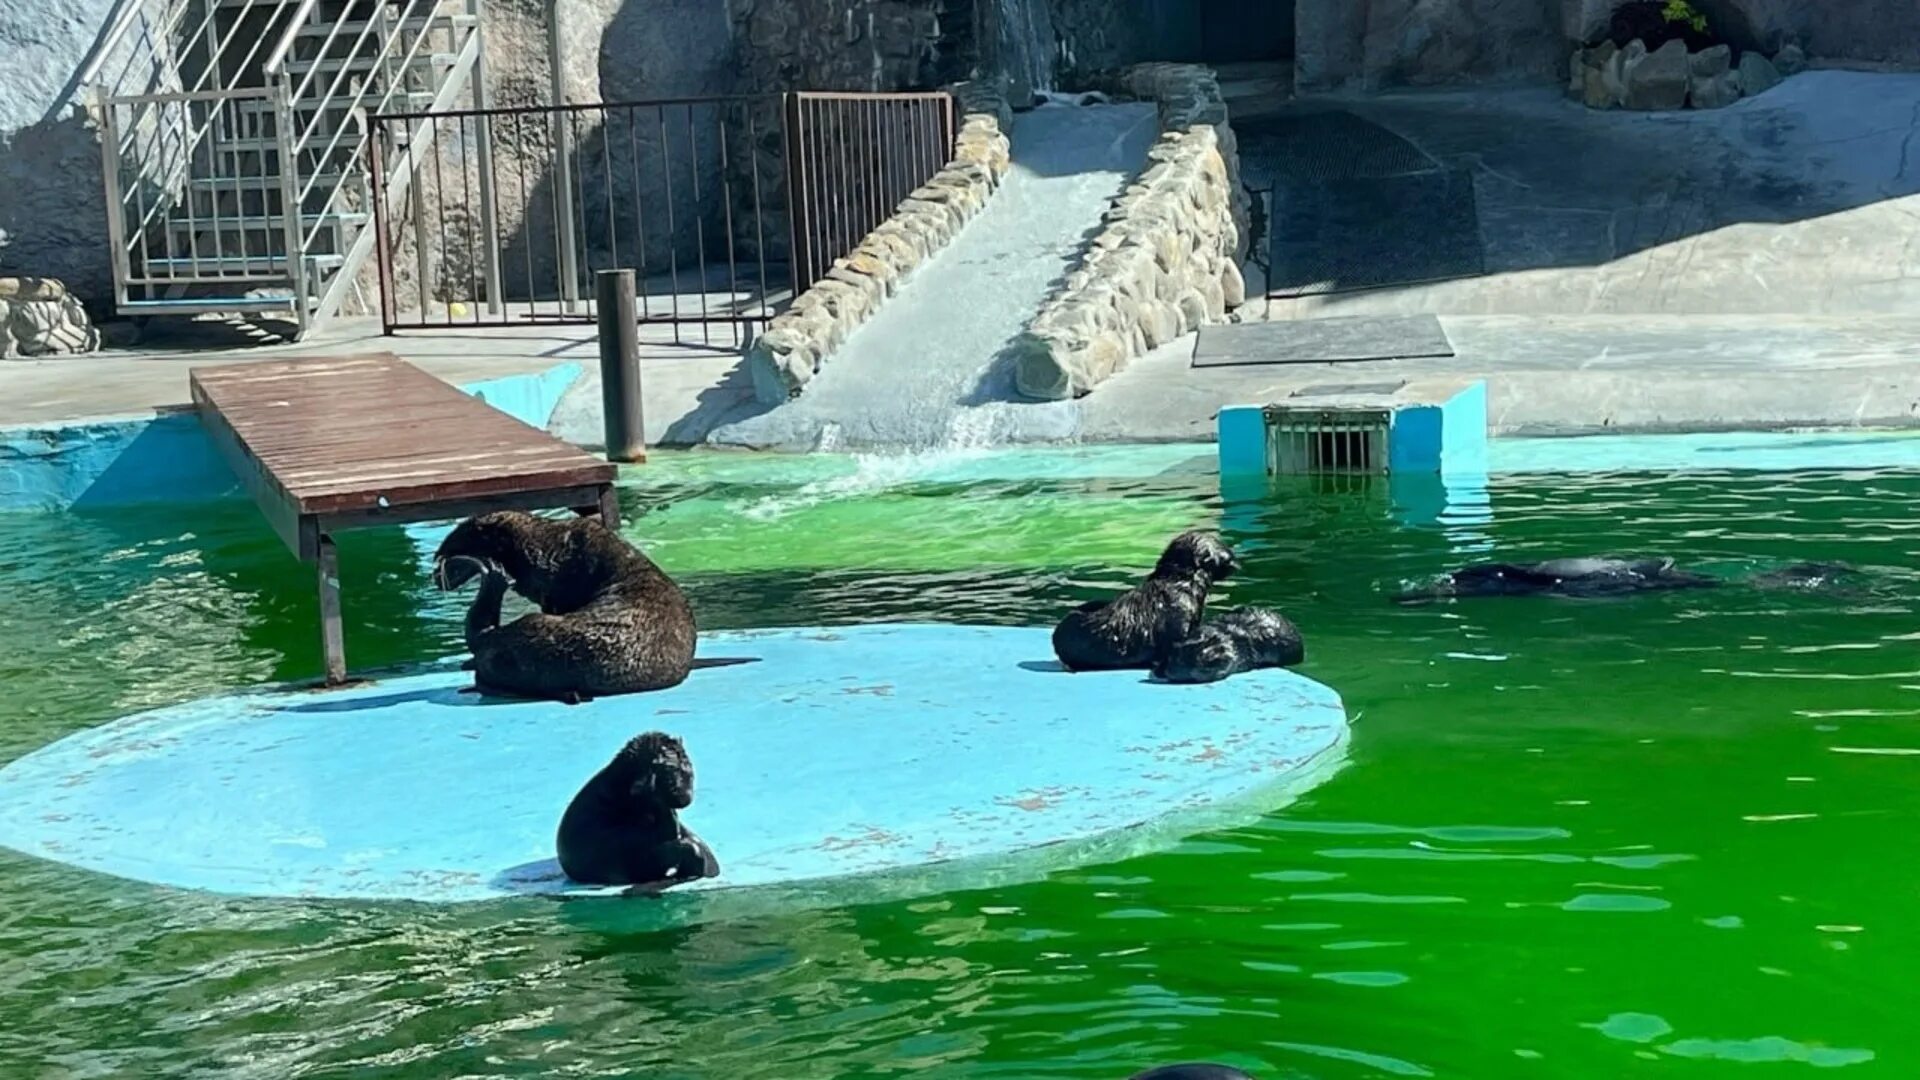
<box><xmin>3</xmin><ymin>446</ymin><xmax>1918</xmax><ymax>1077</ymax></box>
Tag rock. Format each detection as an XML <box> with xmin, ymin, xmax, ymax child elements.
<box><xmin>1583</xmin><ymin>62</ymin><xmax>1618</xmax><ymax>109</ymax></box>
<box><xmin>1775</xmin><ymin>44</ymin><xmax>1808</xmax><ymax>76</ymax></box>
<box><xmin>1623</xmin><ymin>39</ymin><xmax>1689</xmax><ymax>110</ymax></box>
<box><xmin>1738</xmin><ymin>52</ymin><xmax>1783</xmax><ymax>96</ymax></box>
<box><xmin>1568</xmin><ymin>48</ymin><xmax>1585</xmax><ymax>96</ymax></box>
<box><xmin>1689</xmin><ymin>44</ymin><xmax>1732</xmax><ymax>79</ymax></box>
<box><xmin>0</xmin><ymin>278</ymin><xmax>100</xmax><ymax>359</ymax></box>
<box><xmin>1691</xmin><ymin>70</ymin><xmax>1742</xmax><ymax>109</ymax></box>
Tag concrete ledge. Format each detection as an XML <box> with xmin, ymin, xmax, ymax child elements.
<box><xmin>746</xmin><ymin>82</ymin><xmax>1014</xmax><ymax>405</ymax></box>
<box><xmin>1011</xmin><ymin>63</ymin><xmax>1252</xmax><ymax>402</ymax></box>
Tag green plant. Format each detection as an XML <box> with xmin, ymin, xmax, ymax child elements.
<box><xmin>1663</xmin><ymin>0</ymin><xmax>1709</xmax><ymax>34</ymax></box>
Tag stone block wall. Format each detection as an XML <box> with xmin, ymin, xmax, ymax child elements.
<box><xmin>1010</xmin><ymin>63</ymin><xmax>1248</xmax><ymax>402</ymax></box>
<box><xmin>745</xmin><ymin>80</ymin><xmax>1013</xmax><ymax>403</ymax></box>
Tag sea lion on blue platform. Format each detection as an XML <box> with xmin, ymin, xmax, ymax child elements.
<box><xmin>435</xmin><ymin>510</ymin><xmax>696</xmax><ymax>703</ymax></box>
<box><xmin>1129</xmin><ymin>1066</ymin><xmax>1256</xmax><ymax>1080</ymax></box>
<box><xmin>1153</xmin><ymin>608</ymin><xmax>1305</xmax><ymax>685</ymax></box>
<box><xmin>557</xmin><ymin>731</ymin><xmax>719</xmax><ymax>891</ymax></box>
<box><xmin>1052</xmin><ymin>531</ymin><xmax>1241</xmax><ymax>672</ymax></box>
<box><xmin>1394</xmin><ymin>556</ymin><xmax>1720</xmax><ymax>604</ymax></box>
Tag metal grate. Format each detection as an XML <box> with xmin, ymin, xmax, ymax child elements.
<box><xmin>1261</xmin><ymin>405</ymin><xmax>1392</xmax><ymax>476</ymax></box>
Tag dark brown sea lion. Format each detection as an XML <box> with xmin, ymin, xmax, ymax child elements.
<box><xmin>556</xmin><ymin>731</ymin><xmax>718</xmax><ymax>891</ymax></box>
<box><xmin>434</xmin><ymin>511</ymin><xmax>695</xmax><ymax>702</ymax></box>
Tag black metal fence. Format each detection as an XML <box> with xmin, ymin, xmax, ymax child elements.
<box><xmin>371</xmin><ymin>90</ymin><xmax>956</xmax><ymax>348</ymax></box>
<box><xmin>784</xmin><ymin>91</ymin><xmax>956</xmax><ymax>295</ymax></box>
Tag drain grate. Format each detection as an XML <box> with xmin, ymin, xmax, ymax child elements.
<box><xmin>1262</xmin><ymin>405</ymin><xmax>1392</xmax><ymax>476</ymax></box>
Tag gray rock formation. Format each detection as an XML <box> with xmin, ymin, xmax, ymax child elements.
<box><xmin>1623</xmin><ymin>39</ymin><xmax>1690</xmax><ymax>111</ymax></box>
<box><xmin>1774</xmin><ymin>43</ymin><xmax>1808</xmax><ymax>75</ymax></box>
<box><xmin>1737</xmin><ymin>51</ymin><xmax>1783</xmax><ymax>96</ymax></box>
<box><xmin>0</xmin><ymin>278</ymin><xmax>100</xmax><ymax>358</ymax></box>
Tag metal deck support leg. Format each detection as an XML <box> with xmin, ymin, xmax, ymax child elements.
<box><xmin>597</xmin><ymin>486</ymin><xmax>621</xmax><ymax>530</ymax></box>
<box><xmin>318</xmin><ymin>535</ymin><xmax>347</xmax><ymax>685</ymax></box>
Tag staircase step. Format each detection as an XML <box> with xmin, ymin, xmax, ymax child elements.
<box><xmin>119</xmin><ymin>297</ymin><xmax>301</xmax><ymax>316</ymax></box>
<box><xmin>167</xmin><ymin>211</ymin><xmax>371</xmax><ymax>237</ymax></box>
<box><xmin>232</xmin><ymin>91</ymin><xmax>437</xmax><ymax>117</ymax></box>
<box><xmin>297</xmin><ymin>14</ymin><xmax>476</xmax><ymax>39</ymax></box>
<box><xmin>284</xmin><ymin>53</ymin><xmax>460</xmax><ymax>79</ymax></box>
<box><xmin>190</xmin><ymin>173</ymin><xmax>351</xmax><ymax>193</ymax></box>
<box><xmin>144</xmin><ymin>253</ymin><xmax>346</xmax><ymax>277</ymax></box>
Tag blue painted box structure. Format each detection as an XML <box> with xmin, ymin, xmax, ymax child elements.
<box><xmin>1218</xmin><ymin>379</ymin><xmax>1488</xmax><ymax>478</ymax></box>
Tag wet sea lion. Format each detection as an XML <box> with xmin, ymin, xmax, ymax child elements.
<box><xmin>1129</xmin><ymin>1066</ymin><xmax>1256</xmax><ymax>1080</ymax></box>
<box><xmin>1394</xmin><ymin>556</ymin><xmax>1720</xmax><ymax>604</ymax></box>
<box><xmin>557</xmin><ymin>731</ymin><xmax>719</xmax><ymax>891</ymax></box>
<box><xmin>1052</xmin><ymin>531</ymin><xmax>1241</xmax><ymax>671</ymax></box>
<box><xmin>1153</xmin><ymin>607</ymin><xmax>1306</xmax><ymax>685</ymax></box>
<box><xmin>435</xmin><ymin>511</ymin><xmax>696</xmax><ymax>702</ymax></box>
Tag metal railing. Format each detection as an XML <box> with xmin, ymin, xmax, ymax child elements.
<box><xmin>785</xmin><ymin>91</ymin><xmax>956</xmax><ymax>295</ymax></box>
<box><xmin>89</xmin><ymin>0</ymin><xmax>487</xmax><ymax>332</ymax></box>
<box><xmin>370</xmin><ymin>89</ymin><xmax>957</xmax><ymax>349</ymax></box>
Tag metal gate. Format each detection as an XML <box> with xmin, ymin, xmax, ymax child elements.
<box><xmin>371</xmin><ymin>90</ymin><xmax>956</xmax><ymax>347</ymax></box>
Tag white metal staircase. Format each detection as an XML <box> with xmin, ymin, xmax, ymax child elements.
<box><xmin>83</xmin><ymin>0</ymin><xmax>496</xmax><ymax>336</ymax></box>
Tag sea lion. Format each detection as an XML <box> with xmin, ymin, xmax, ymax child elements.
<box><xmin>1394</xmin><ymin>556</ymin><xmax>1720</xmax><ymax>604</ymax></box>
<box><xmin>1052</xmin><ymin>531</ymin><xmax>1241</xmax><ymax>671</ymax></box>
<box><xmin>556</xmin><ymin>731</ymin><xmax>719</xmax><ymax>891</ymax></box>
<box><xmin>435</xmin><ymin>510</ymin><xmax>696</xmax><ymax>702</ymax></box>
<box><xmin>1153</xmin><ymin>607</ymin><xmax>1306</xmax><ymax>685</ymax></box>
<box><xmin>1748</xmin><ymin>560</ymin><xmax>1859</xmax><ymax>591</ymax></box>
<box><xmin>1129</xmin><ymin>1067</ymin><xmax>1256</xmax><ymax>1080</ymax></box>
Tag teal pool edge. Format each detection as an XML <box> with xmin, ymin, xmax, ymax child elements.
<box><xmin>0</xmin><ymin>362</ymin><xmax>583</xmax><ymax>512</ymax></box>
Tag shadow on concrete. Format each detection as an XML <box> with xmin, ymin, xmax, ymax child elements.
<box><xmin>1238</xmin><ymin>72</ymin><xmax>1920</xmax><ymax>302</ymax></box>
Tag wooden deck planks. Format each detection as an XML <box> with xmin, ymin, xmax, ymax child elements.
<box><xmin>191</xmin><ymin>353</ymin><xmax>614</xmax><ymax>527</ymax></box>
<box><xmin>189</xmin><ymin>352</ymin><xmax>622</xmax><ymax>685</ymax></box>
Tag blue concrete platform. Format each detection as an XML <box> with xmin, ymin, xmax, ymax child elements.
<box><xmin>0</xmin><ymin>625</ymin><xmax>1348</xmax><ymax>905</ymax></box>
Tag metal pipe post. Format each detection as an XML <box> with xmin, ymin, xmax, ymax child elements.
<box><xmin>596</xmin><ymin>269</ymin><xmax>646</xmax><ymax>462</ymax></box>
<box><xmin>317</xmin><ymin>535</ymin><xmax>347</xmax><ymax>685</ymax></box>
<box><xmin>549</xmin><ymin>1</ymin><xmax>580</xmax><ymax>310</ymax></box>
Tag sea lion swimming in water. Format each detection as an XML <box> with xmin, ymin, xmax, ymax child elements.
<box><xmin>434</xmin><ymin>511</ymin><xmax>696</xmax><ymax>703</ymax></box>
<box><xmin>1052</xmin><ymin>531</ymin><xmax>1241</xmax><ymax>672</ymax></box>
<box><xmin>1396</xmin><ymin>557</ymin><xmax>1860</xmax><ymax>604</ymax></box>
<box><xmin>1129</xmin><ymin>1067</ymin><xmax>1256</xmax><ymax>1080</ymax></box>
<box><xmin>1395</xmin><ymin>557</ymin><xmax>1718</xmax><ymax>603</ymax></box>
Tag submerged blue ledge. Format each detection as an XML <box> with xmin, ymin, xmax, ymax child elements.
<box><xmin>0</xmin><ymin>625</ymin><xmax>1348</xmax><ymax>905</ymax></box>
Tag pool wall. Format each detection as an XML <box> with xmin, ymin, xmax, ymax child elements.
<box><xmin>0</xmin><ymin>363</ymin><xmax>584</xmax><ymax>512</ymax></box>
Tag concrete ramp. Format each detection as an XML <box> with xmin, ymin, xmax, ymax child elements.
<box><xmin>710</xmin><ymin>102</ymin><xmax>1159</xmax><ymax>451</ymax></box>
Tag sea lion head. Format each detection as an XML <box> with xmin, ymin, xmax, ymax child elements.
<box><xmin>618</xmin><ymin>731</ymin><xmax>695</xmax><ymax>810</ymax></box>
<box><xmin>1157</xmin><ymin>531</ymin><xmax>1240</xmax><ymax>582</ymax></box>
<box><xmin>433</xmin><ymin>512</ymin><xmax>539</xmax><ymax>590</ymax></box>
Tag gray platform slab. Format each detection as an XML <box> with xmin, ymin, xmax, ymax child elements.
<box><xmin>1193</xmin><ymin>315</ymin><xmax>1455</xmax><ymax>368</ymax></box>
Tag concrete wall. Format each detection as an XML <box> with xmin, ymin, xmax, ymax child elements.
<box><xmin>0</xmin><ymin>0</ymin><xmax>144</xmax><ymax>311</ymax></box>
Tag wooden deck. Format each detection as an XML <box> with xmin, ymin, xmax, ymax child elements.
<box><xmin>191</xmin><ymin>353</ymin><xmax>619</xmax><ymax>683</ymax></box>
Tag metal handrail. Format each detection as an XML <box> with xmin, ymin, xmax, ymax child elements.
<box><xmin>76</xmin><ymin>0</ymin><xmax>152</xmax><ymax>87</ymax></box>
<box><xmin>262</xmin><ymin>0</ymin><xmax>322</xmax><ymax>75</ymax></box>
